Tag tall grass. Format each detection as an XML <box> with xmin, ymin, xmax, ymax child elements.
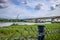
<box><xmin>45</xmin><ymin>23</ymin><xmax>60</xmax><ymax>40</ymax></box>
<box><xmin>0</xmin><ymin>23</ymin><xmax>60</xmax><ymax>40</ymax></box>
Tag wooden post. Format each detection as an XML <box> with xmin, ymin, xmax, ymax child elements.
<box><xmin>38</xmin><ymin>25</ymin><xmax>45</xmax><ymax>40</ymax></box>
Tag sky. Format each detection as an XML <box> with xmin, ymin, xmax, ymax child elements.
<box><xmin>0</xmin><ymin>0</ymin><xmax>60</xmax><ymax>19</ymax></box>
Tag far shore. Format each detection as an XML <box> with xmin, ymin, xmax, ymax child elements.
<box><xmin>0</xmin><ymin>22</ymin><xmax>51</xmax><ymax>27</ymax></box>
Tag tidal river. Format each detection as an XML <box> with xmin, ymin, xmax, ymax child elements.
<box><xmin>0</xmin><ymin>22</ymin><xmax>51</xmax><ymax>27</ymax></box>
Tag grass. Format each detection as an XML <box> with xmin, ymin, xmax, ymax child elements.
<box><xmin>0</xmin><ymin>25</ymin><xmax>38</xmax><ymax>40</ymax></box>
<box><xmin>45</xmin><ymin>23</ymin><xmax>60</xmax><ymax>40</ymax></box>
<box><xmin>0</xmin><ymin>23</ymin><xmax>60</xmax><ymax>40</ymax></box>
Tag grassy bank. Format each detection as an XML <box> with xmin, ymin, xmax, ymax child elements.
<box><xmin>0</xmin><ymin>23</ymin><xmax>60</xmax><ymax>40</ymax></box>
<box><xmin>45</xmin><ymin>23</ymin><xmax>60</xmax><ymax>40</ymax></box>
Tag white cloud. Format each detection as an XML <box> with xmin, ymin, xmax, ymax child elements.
<box><xmin>58</xmin><ymin>0</ymin><xmax>60</xmax><ymax>3</ymax></box>
<box><xmin>45</xmin><ymin>7</ymin><xmax>60</xmax><ymax>17</ymax></box>
<box><xmin>0</xmin><ymin>0</ymin><xmax>60</xmax><ymax>19</ymax></box>
<box><xmin>0</xmin><ymin>2</ymin><xmax>39</xmax><ymax>19</ymax></box>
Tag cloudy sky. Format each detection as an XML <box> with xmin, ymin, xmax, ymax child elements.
<box><xmin>0</xmin><ymin>0</ymin><xmax>60</xmax><ymax>19</ymax></box>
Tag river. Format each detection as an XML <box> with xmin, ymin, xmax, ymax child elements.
<box><xmin>0</xmin><ymin>22</ymin><xmax>51</xmax><ymax>27</ymax></box>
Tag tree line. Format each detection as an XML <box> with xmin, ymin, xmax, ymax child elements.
<box><xmin>0</xmin><ymin>18</ymin><xmax>26</xmax><ymax>22</ymax></box>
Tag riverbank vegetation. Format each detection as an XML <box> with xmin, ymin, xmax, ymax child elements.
<box><xmin>0</xmin><ymin>18</ymin><xmax>26</xmax><ymax>22</ymax></box>
<box><xmin>0</xmin><ymin>23</ymin><xmax>60</xmax><ymax>40</ymax></box>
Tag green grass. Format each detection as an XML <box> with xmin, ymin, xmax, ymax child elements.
<box><xmin>45</xmin><ymin>23</ymin><xmax>60</xmax><ymax>40</ymax></box>
<box><xmin>0</xmin><ymin>23</ymin><xmax>60</xmax><ymax>40</ymax></box>
<box><xmin>0</xmin><ymin>25</ymin><xmax>38</xmax><ymax>40</ymax></box>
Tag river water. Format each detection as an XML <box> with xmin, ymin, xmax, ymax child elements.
<box><xmin>0</xmin><ymin>22</ymin><xmax>51</xmax><ymax>27</ymax></box>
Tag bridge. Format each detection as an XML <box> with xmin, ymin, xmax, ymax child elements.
<box><xmin>24</xmin><ymin>16</ymin><xmax>60</xmax><ymax>23</ymax></box>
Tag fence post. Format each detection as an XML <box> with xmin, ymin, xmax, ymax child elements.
<box><xmin>38</xmin><ymin>25</ymin><xmax>45</xmax><ymax>40</ymax></box>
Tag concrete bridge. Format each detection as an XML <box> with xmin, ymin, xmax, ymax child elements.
<box><xmin>24</xmin><ymin>16</ymin><xmax>60</xmax><ymax>23</ymax></box>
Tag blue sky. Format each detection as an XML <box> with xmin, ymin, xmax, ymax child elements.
<box><xmin>0</xmin><ymin>0</ymin><xmax>60</xmax><ymax>19</ymax></box>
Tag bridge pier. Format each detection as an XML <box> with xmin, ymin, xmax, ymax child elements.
<box><xmin>35</xmin><ymin>19</ymin><xmax>38</xmax><ymax>23</ymax></box>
